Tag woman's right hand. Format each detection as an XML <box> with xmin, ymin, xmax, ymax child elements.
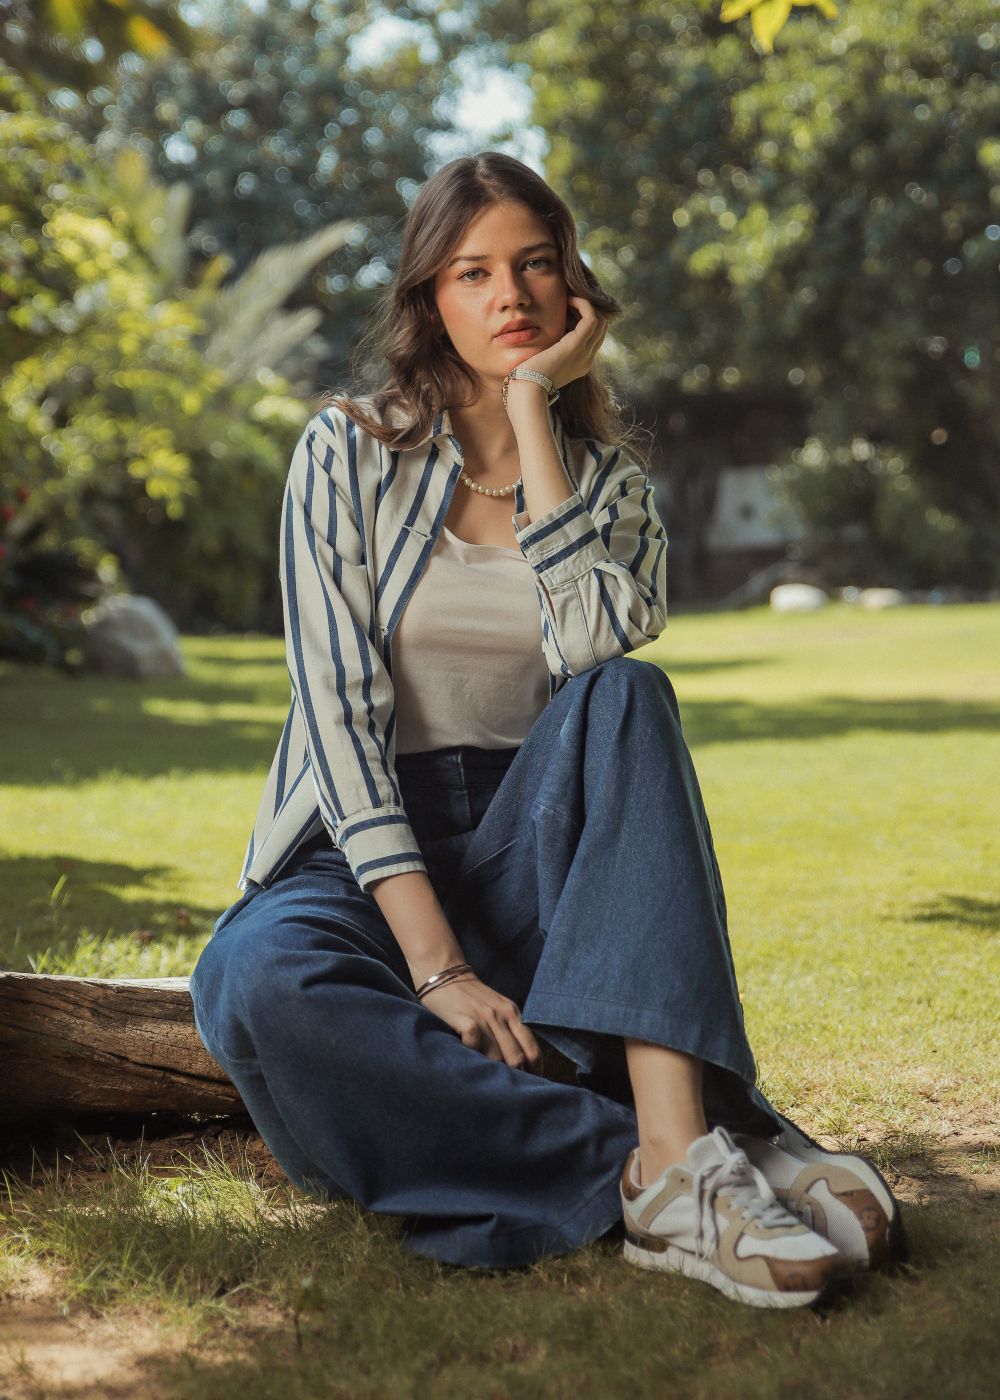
<box><xmin>420</xmin><ymin>973</ymin><xmax>544</xmax><ymax>1073</ymax></box>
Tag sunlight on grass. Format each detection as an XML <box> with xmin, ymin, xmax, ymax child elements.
<box><xmin>0</xmin><ymin>1139</ymin><xmax>380</xmax><ymax>1326</ymax></box>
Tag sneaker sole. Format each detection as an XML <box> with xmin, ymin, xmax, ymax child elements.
<box><xmin>622</xmin><ymin>1232</ymin><xmax>850</xmax><ymax>1310</ymax></box>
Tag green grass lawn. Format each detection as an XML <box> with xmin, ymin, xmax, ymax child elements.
<box><xmin>1</xmin><ymin>603</ymin><xmax>998</xmax><ymax>1398</ymax></box>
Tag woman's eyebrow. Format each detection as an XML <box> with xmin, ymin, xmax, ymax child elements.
<box><xmin>446</xmin><ymin>240</ymin><xmax>558</xmax><ymax>268</ymax></box>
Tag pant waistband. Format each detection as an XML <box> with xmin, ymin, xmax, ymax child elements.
<box><xmin>395</xmin><ymin>744</ymin><xmax>521</xmax><ymax>787</ymax></box>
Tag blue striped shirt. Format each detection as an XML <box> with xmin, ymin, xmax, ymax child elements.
<box><xmin>239</xmin><ymin>399</ymin><xmax>668</xmax><ymax>893</ymax></box>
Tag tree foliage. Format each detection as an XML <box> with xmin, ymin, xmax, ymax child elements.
<box><xmin>4</xmin><ymin>0</ymin><xmax>997</xmax><ymax>635</ymax></box>
<box><xmin>481</xmin><ymin>0</ymin><xmax>1000</xmax><ymax>590</ymax></box>
<box><xmin>0</xmin><ymin>63</ymin><xmax>339</xmax><ymax>658</ymax></box>
<box><xmin>60</xmin><ymin>0</ymin><xmax>464</xmax><ymax>373</ymax></box>
<box><xmin>0</xmin><ymin>0</ymin><xmax>199</xmax><ymax>97</ymax></box>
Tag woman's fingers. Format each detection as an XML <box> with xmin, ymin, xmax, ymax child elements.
<box><xmin>426</xmin><ymin>979</ymin><xmax>544</xmax><ymax>1073</ymax></box>
<box><xmin>568</xmin><ymin>294</ymin><xmax>609</xmax><ymax>348</ymax></box>
<box><xmin>514</xmin><ymin>1021</ymin><xmax>545</xmax><ymax>1074</ymax></box>
<box><xmin>486</xmin><ymin>1003</ymin><xmax>544</xmax><ymax>1073</ymax></box>
<box><xmin>476</xmin><ymin>1006</ymin><xmax>518</xmax><ymax>1068</ymax></box>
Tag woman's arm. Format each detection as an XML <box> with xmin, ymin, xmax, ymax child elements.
<box><xmin>282</xmin><ymin>411</ymin><xmax>472</xmax><ymax>982</ymax></box>
<box><xmin>281</xmin><ymin>413</ymin><xmax>430</xmax><ymax>892</ymax></box>
<box><xmin>369</xmin><ymin>872</ymin><xmax>465</xmax><ymax>989</ymax></box>
<box><xmin>507</xmin><ymin>383</ymin><xmax>669</xmax><ymax>677</ymax></box>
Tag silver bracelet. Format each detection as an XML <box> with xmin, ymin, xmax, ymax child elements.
<box><xmin>414</xmin><ymin>961</ymin><xmax>475</xmax><ymax>1000</ymax></box>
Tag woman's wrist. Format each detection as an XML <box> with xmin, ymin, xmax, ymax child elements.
<box><xmin>503</xmin><ymin>377</ymin><xmax>554</xmax><ymax>433</ymax></box>
<box><xmin>414</xmin><ymin>962</ymin><xmax>476</xmax><ymax>999</ymax></box>
<box><xmin>369</xmin><ymin>870</ymin><xmax>467</xmax><ymax>986</ymax></box>
<box><xmin>406</xmin><ymin>947</ymin><xmax>470</xmax><ymax>989</ymax></box>
<box><xmin>503</xmin><ymin>375</ymin><xmax>552</xmax><ymax>406</ymax></box>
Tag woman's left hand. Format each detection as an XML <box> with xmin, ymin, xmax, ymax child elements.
<box><xmin>507</xmin><ymin>295</ymin><xmax>609</xmax><ymax>397</ymax></box>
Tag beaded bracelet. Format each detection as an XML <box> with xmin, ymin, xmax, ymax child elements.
<box><xmin>414</xmin><ymin>961</ymin><xmax>475</xmax><ymax>1000</ymax></box>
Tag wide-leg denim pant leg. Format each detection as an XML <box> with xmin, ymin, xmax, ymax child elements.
<box><xmin>189</xmin><ymin>655</ymin><xmax>782</xmax><ymax>1272</ymax></box>
<box><xmin>418</xmin><ymin>656</ymin><xmax>783</xmax><ymax>1135</ymax></box>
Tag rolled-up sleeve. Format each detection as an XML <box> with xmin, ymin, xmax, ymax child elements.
<box><xmin>511</xmin><ymin>442</ymin><xmax>668</xmax><ymax>677</ymax></box>
<box><xmin>281</xmin><ymin>415</ymin><xmax>428</xmax><ymax>892</ymax></box>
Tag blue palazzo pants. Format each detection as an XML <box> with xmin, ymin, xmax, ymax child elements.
<box><xmin>189</xmin><ymin>656</ymin><xmax>783</xmax><ymax>1270</ymax></box>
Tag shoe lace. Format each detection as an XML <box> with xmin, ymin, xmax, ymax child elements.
<box><xmin>690</xmin><ymin>1127</ymin><xmax>804</xmax><ymax>1260</ymax></box>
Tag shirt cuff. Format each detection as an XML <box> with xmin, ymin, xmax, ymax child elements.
<box><xmin>336</xmin><ymin>804</ymin><xmax>428</xmax><ymax>893</ymax></box>
<box><xmin>511</xmin><ymin>489</ymin><xmax>610</xmax><ymax>589</ymax></box>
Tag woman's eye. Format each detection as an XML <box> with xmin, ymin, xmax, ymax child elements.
<box><xmin>458</xmin><ymin>257</ymin><xmax>553</xmax><ymax>283</ymax></box>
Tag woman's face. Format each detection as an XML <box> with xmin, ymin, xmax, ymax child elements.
<box><xmin>432</xmin><ymin>200</ymin><xmax>569</xmax><ymax>391</ymax></box>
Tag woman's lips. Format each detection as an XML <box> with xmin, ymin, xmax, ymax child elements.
<box><xmin>497</xmin><ymin>327</ymin><xmax>540</xmax><ymax>344</ymax></box>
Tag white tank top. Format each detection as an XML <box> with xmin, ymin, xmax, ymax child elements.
<box><xmin>392</xmin><ymin>524</ymin><xmax>551</xmax><ymax>753</ymax></box>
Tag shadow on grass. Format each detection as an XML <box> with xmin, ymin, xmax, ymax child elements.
<box><xmin>905</xmin><ymin>894</ymin><xmax>1000</xmax><ymax>937</ymax></box>
<box><xmin>2</xmin><ymin>1101</ymin><xmax>997</xmax><ymax>1399</ymax></box>
<box><xmin>3</xmin><ymin>652</ymin><xmax>998</xmax><ymax>788</ymax></box>
<box><xmin>58</xmin><ymin>1195</ymin><xmax>1000</xmax><ymax>1400</ymax></box>
<box><xmin>0</xmin><ymin>852</ymin><xmax>225</xmax><ymax>968</ymax></box>
<box><xmin>1</xmin><ymin>664</ymin><xmax>287</xmax><ymax>786</ymax></box>
<box><xmin>655</xmin><ymin>656</ymin><xmax>775</xmax><ymax>674</ymax></box>
<box><xmin>679</xmin><ymin>695</ymin><xmax>999</xmax><ymax>746</ymax></box>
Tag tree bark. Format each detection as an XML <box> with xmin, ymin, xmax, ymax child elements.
<box><xmin>0</xmin><ymin>972</ymin><xmax>244</xmax><ymax>1122</ymax></box>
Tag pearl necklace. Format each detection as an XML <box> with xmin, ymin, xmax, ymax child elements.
<box><xmin>457</xmin><ymin>468</ymin><xmax>520</xmax><ymax>498</ymax></box>
<box><xmin>451</xmin><ymin>369</ymin><xmax>555</xmax><ymax>498</ymax></box>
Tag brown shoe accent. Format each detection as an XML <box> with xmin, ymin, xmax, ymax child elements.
<box><xmin>620</xmin><ymin>1149</ymin><xmax>643</xmax><ymax>1202</ymax></box>
<box><xmin>765</xmin><ymin>1251</ymin><xmax>846</xmax><ymax>1294</ymax></box>
<box><xmin>624</xmin><ymin>1228</ymin><xmax>670</xmax><ymax>1255</ymax></box>
<box><xmin>837</xmin><ymin>1188</ymin><xmax>890</xmax><ymax>1267</ymax></box>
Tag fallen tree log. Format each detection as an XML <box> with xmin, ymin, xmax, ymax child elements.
<box><xmin>0</xmin><ymin>972</ymin><xmax>244</xmax><ymax>1122</ymax></box>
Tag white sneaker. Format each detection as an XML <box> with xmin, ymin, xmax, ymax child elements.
<box><xmin>733</xmin><ymin>1123</ymin><xmax>906</xmax><ymax>1270</ymax></box>
<box><xmin>620</xmin><ymin>1126</ymin><xmax>850</xmax><ymax>1309</ymax></box>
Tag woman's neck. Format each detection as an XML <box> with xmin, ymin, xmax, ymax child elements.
<box><xmin>446</xmin><ymin>394</ymin><xmax>519</xmax><ymax>471</ymax></box>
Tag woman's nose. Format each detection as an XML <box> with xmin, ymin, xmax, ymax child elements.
<box><xmin>494</xmin><ymin>267</ymin><xmax>529</xmax><ymax>306</ymax></box>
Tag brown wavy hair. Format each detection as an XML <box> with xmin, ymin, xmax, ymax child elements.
<box><xmin>314</xmin><ymin>151</ymin><xmax>652</xmax><ymax>470</ymax></box>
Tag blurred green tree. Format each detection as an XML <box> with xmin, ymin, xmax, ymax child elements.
<box><xmin>58</xmin><ymin>0</ymin><xmax>466</xmax><ymax>378</ymax></box>
<box><xmin>0</xmin><ymin>0</ymin><xmax>199</xmax><ymax>97</ymax></box>
<box><xmin>0</xmin><ymin>64</ymin><xmax>354</xmax><ymax>658</ymax></box>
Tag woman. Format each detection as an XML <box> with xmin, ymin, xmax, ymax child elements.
<box><xmin>190</xmin><ymin>152</ymin><xmax>903</xmax><ymax>1307</ymax></box>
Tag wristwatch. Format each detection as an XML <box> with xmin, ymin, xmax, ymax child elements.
<box><xmin>501</xmin><ymin>367</ymin><xmax>560</xmax><ymax>410</ymax></box>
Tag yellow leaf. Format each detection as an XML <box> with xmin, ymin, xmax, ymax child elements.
<box><xmin>44</xmin><ymin>0</ymin><xmax>88</xmax><ymax>41</ymax></box>
<box><xmin>124</xmin><ymin>15</ymin><xmax>172</xmax><ymax>57</ymax></box>
<box><xmin>720</xmin><ymin>0</ymin><xmax>759</xmax><ymax>20</ymax></box>
<box><xmin>751</xmin><ymin>0</ymin><xmax>794</xmax><ymax>54</ymax></box>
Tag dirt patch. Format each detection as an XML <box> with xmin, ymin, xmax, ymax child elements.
<box><xmin>0</xmin><ymin>1258</ymin><xmax>284</xmax><ymax>1400</ymax></box>
<box><xmin>0</xmin><ymin>1114</ymin><xmax>292</xmax><ymax>1396</ymax></box>
<box><xmin>0</xmin><ymin>1287</ymin><xmax>187</xmax><ymax>1400</ymax></box>
<box><xmin>883</xmin><ymin>1128</ymin><xmax>1000</xmax><ymax>1210</ymax></box>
